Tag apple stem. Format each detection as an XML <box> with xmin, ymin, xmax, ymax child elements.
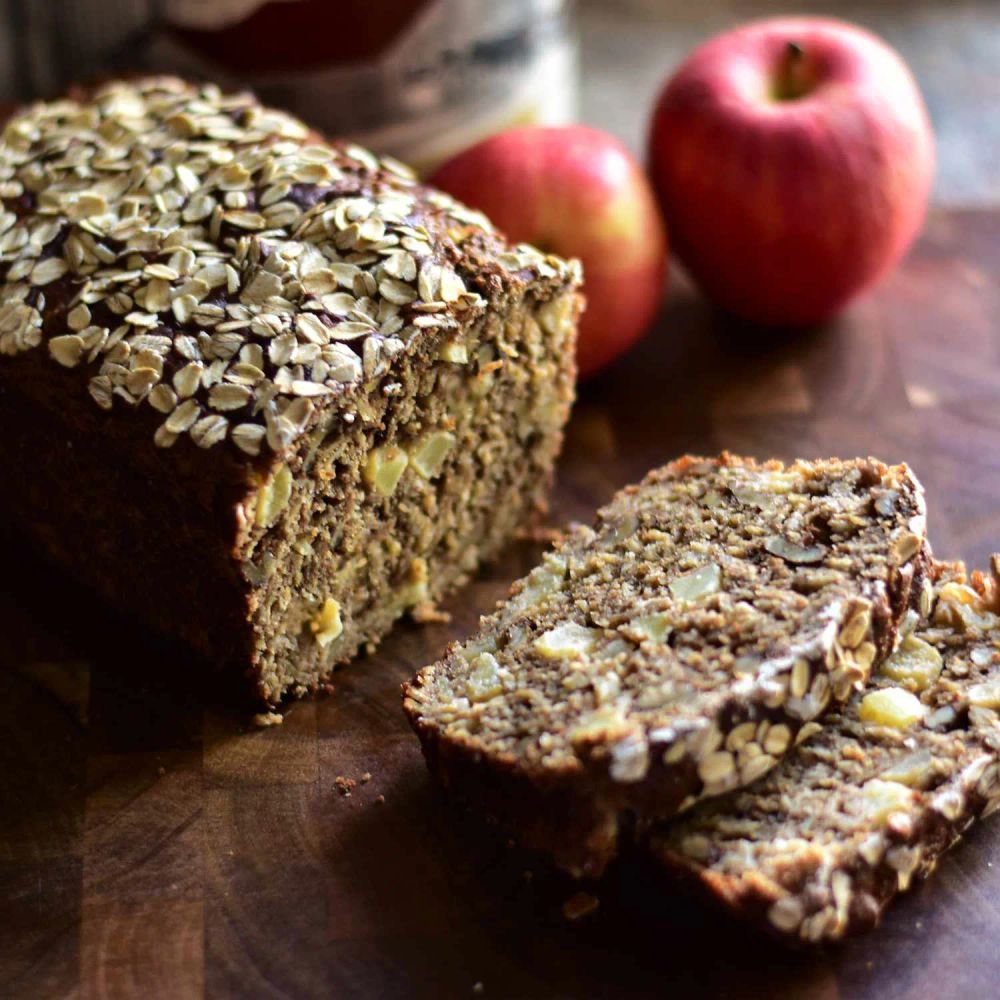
<box><xmin>775</xmin><ymin>40</ymin><xmax>811</xmax><ymax>101</ymax></box>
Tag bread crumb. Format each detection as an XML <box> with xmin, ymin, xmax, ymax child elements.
<box><xmin>375</xmin><ymin>794</ymin><xmax>385</xmax><ymax>805</ymax></box>
<box><xmin>334</xmin><ymin>776</ymin><xmax>356</xmax><ymax>796</ymax></box>
<box><xmin>253</xmin><ymin>711</ymin><xmax>283</xmax><ymax>727</ymax></box>
<box><xmin>562</xmin><ymin>892</ymin><xmax>599</xmax><ymax>921</ymax></box>
<box><xmin>361</xmin><ymin>772</ymin><xmax>372</xmax><ymax>784</ymax></box>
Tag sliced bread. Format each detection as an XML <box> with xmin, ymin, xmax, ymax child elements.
<box><xmin>404</xmin><ymin>454</ymin><xmax>929</xmax><ymax>875</ymax></box>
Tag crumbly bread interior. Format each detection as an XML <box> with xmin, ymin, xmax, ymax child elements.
<box><xmin>652</xmin><ymin>559</ymin><xmax>1000</xmax><ymax>943</ymax></box>
<box><xmin>248</xmin><ymin>290</ymin><xmax>576</xmax><ymax>702</ymax></box>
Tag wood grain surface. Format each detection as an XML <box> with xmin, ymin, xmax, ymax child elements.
<box><xmin>2</xmin><ymin>209</ymin><xmax>1000</xmax><ymax>1000</ymax></box>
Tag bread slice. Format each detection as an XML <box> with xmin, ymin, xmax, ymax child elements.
<box><xmin>403</xmin><ymin>454</ymin><xmax>930</xmax><ymax>875</ymax></box>
<box><xmin>650</xmin><ymin>559</ymin><xmax>1000</xmax><ymax>943</ymax></box>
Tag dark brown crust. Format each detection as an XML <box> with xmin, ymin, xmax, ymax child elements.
<box><xmin>0</xmin><ymin>358</ymin><xmax>254</xmax><ymax>666</ymax></box>
<box><xmin>404</xmin><ymin>454</ymin><xmax>931</xmax><ymax>876</ymax></box>
<box><xmin>655</xmin><ymin>776</ymin><xmax>993</xmax><ymax>945</ymax></box>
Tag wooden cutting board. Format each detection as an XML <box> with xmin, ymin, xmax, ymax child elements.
<box><xmin>3</xmin><ymin>209</ymin><xmax>1000</xmax><ymax>1000</ymax></box>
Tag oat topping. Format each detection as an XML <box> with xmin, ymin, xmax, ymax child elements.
<box><xmin>0</xmin><ymin>77</ymin><xmax>575</xmax><ymax>456</ymax></box>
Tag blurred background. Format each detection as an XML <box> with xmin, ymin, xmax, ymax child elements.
<box><xmin>3</xmin><ymin>0</ymin><xmax>996</xmax><ymax>203</ymax></box>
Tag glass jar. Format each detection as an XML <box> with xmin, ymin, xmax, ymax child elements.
<box><xmin>3</xmin><ymin>0</ymin><xmax>578</xmax><ymax>173</ymax></box>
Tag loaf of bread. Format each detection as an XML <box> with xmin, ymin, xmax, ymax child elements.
<box><xmin>650</xmin><ymin>559</ymin><xmax>1000</xmax><ymax>943</ymax></box>
<box><xmin>404</xmin><ymin>454</ymin><xmax>930</xmax><ymax>876</ymax></box>
<box><xmin>0</xmin><ymin>78</ymin><xmax>581</xmax><ymax>703</ymax></box>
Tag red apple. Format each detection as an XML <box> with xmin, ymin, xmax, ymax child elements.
<box><xmin>648</xmin><ymin>17</ymin><xmax>934</xmax><ymax>326</ymax></box>
<box><xmin>430</xmin><ymin>126</ymin><xmax>668</xmax><ymax>378</ymax></box>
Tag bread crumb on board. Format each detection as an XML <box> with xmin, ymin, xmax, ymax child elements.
<box><xmin>253</xmin><ymin>711</ymin><xmax>284</xmax><ymax>728</ymax></box>
<box><xmin>334</xmin><ymin>776</ymin><xmax>356</xmax><ymax>797</ymax></box>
